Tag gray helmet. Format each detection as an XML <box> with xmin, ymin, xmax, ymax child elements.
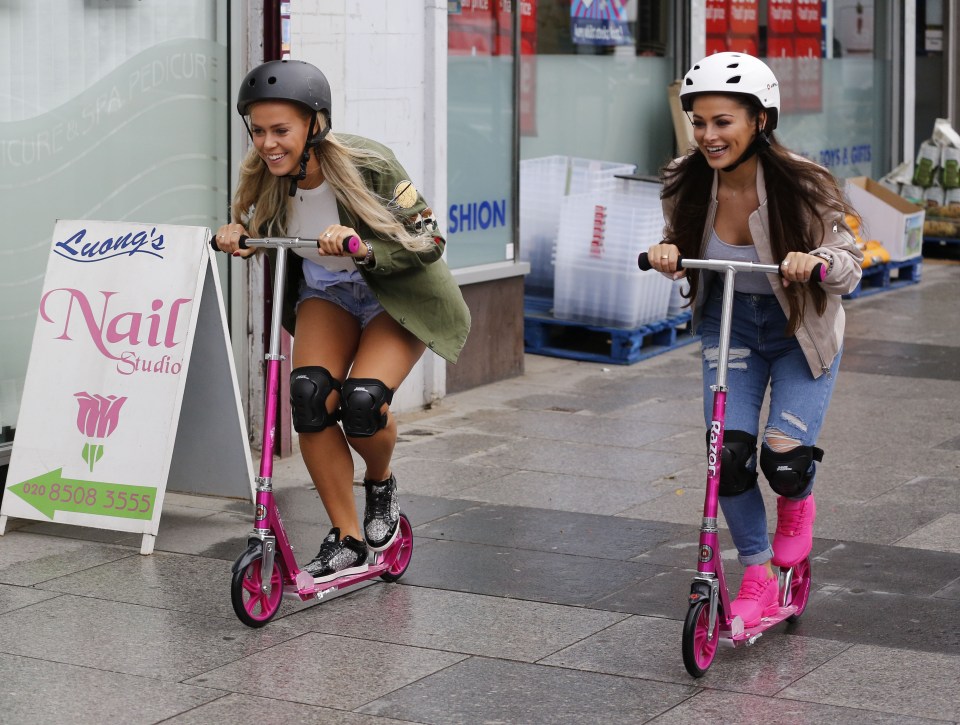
<box><xmin>236</xmin><ymin>59</ymin><xmax>332</xmax><ymax>127</ymax></box>
<box><xmin>680</xmin><ymin>52</ymin><xmax>780</xmax><ymax>131</ymax></box>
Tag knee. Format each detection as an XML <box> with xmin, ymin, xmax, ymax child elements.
<box><xmin>340</xmin><ymin>378</ymin><xmax>394</xmax><ymax>438</ymax></box>
<box><xmin>290</xmin><ymin>366</ymin><xmax>341</xmax><ymax>433</ymax></box>
<box><xmin>707</xmin><ymin>429</ymin><xmax>758</xmax><ymax>497</ymax></box>
<box><xmin>759</xmin><ymin>440</ymin><xmax>824</xmax><ymax>497</ymax></box>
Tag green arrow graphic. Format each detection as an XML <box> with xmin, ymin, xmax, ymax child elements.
<box><xmin>7</xmin><ymin>469</ymin><xmax>156</xmax><ymax>521</ymax></box>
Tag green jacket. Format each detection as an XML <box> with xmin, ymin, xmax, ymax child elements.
<box><xmin>280</xmin><ymin>134</ymin><xmax>471</xmax><ymax>364</ymax></box>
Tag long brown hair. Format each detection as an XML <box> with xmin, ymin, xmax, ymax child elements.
<box><xmin>661</xmin><ymin>96</ymin><xmax>859</xmax><ymax>335</ymax></box>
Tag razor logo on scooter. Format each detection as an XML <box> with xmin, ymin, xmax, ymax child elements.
<box><xmin>707</xmin><ymin>420</ymin><xmax>722</xmax><ymax>477</ymax></box>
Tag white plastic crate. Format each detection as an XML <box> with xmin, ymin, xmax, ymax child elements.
<box><xmin>552</xmin><ymin>189</ymin><xmax>672</xmax><ymax>329</ymax></box>
<box><xmin>520</xmin><ymin>156</ymin><xmax>636</xmax><ymax>295</ymax></box>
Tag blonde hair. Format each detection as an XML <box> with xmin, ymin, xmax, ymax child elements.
<box><xmin>232</xmin><ymin>105</ymin><xmax>434</xmax><ymax>252</ymax></box>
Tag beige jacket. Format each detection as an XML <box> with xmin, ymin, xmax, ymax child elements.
<box><xmin>662</xmin><ymin>157</ymin><xmax>864</xmax><ymax>378</ymax></box>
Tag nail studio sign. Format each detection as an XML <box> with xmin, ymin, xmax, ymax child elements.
<box><xmin>0</xmin><ymin>218</ymin><xmax>255</xmax><ymax>552</ymax></box>
<box><xmin>40</xmin><ymin>288</ymin><xmax>191</xmax><ymax>375</ymax></box>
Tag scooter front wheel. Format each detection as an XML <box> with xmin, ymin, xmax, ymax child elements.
<box><xmin>786</xmin><ymin>557</ymin><xmax>812</xmax><ymax>622</ymax></box>
<box><xmin>231</xmin><ymin>553</ymin><xmax>284</xmax><ymax>627</ymax></box>
<box><xmin>682</xmin><ymin>599</ymin><xmax>719</xmax><ymax>677</ymax></box>
<box><xmin>379</xmin><ymin>513</ymin><xmax>413</xmax><ymax>582</ymax></box>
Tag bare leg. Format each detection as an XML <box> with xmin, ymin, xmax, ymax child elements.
<box><xmin>292</xmin><ymin>298</ymin><xmax>362</xmax><ymax>540</ymax></box>
<box><xmin>345</xmin><ymin>312</ymin><xmax>426</xmax><ymax>480</ymax></box>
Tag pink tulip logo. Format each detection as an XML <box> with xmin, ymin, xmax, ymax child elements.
<box><xmin>74</xmin><ymin>392</ymin><xmax>127</xmax><ymax>472</ymax></box>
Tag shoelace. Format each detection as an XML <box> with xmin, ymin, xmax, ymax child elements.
<box><xmin>737</xmin><ymin>578</ymin><xmax>773</xmax><ymax>602</ymax></box>
<box><xmin>366</xmin><ymin>484</ymin><xmax>392</xmax><ymax>518</ymax></box>
<box><xmin>777</xmin><ymin>499</ymin><xmax>808</xmax><ymax>535</ymax></box>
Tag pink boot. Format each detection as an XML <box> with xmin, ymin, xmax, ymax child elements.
<box><xmin>729</xmin><ymin>565</ymin><xmax>779</xmax><ymax>627</ymax></box>
<box><xmin>772</xmin><ymin>494</ymin><xmax>816</xmax><ymax>568</ymax></box>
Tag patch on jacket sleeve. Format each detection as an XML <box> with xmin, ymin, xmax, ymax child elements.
<box><xmin>391</xmin><ymin>181</ymin><xmax>418</xmax><ymax>209</ymax></box>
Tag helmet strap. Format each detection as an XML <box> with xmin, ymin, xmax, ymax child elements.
<box><xmin>721</xmin><ymin>124</ymin><xmax>770</xmax><ymax>174</ymax></box>
<box><xmin>286</xmin><ymin>119</ymin><xmax>330</xmax><ymax>196</ymax></box>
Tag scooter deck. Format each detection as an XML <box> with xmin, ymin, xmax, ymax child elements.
<box><xmin>281</xmin><ymin>553</ymin><xmax>397</xmax><ymax>601</ymax></box>
<box><xmin>719</xmin><ymin>603</ymin><xmax>802</xmax><ymax>646</ymax></box>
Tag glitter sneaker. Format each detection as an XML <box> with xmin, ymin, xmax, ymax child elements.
<box><xmin>771</xmin><ymin>493</ymin><xmax>816</xmax><ymax>568</ymax></box>
<box><xmin>303</xmin><ymin>528</ymin><xmax>368</xmax><ymax>582</ymax></box>
<box><xmin>729</xmin><ymin>565</ymin><xmax>779</xmax><ymax>627</ymax></box>
<box><xmin>363</xmin><ymin>473</ymin><xmax>400</xmax><ymax>551</ymax></box>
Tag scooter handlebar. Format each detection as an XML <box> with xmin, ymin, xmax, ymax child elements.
<box><xmin>212</xmin><ymin>234</ymin><xmax>361</xmax><ymax>254</ymax></box>
<box><xmin>637</xmin><ymin>251</ymin><xmax>825</xmax><ymax>283</ymax></box>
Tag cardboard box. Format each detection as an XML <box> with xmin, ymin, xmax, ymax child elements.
<box><xmin>667</xmin><ymin>81</ymin><xmax>695</xmax><ymax>154</ymax></box>
<box><xmin>846</xmin><ymin>176</ymin><xmax>925</xmax><ymax>261</ymax></box>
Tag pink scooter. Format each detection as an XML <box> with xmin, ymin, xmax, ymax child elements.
<box><xmin>638</xmin><ymin>252</ymin><xmax>824</xmax><ymax>677</ymax></box>
<box><xmin>213</xmin><ymin>235</ymin><xmax>413</xmax><ymax>628</ymax></box>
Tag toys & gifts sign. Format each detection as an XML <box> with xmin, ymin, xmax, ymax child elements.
<box><xmin>0</xmin><ymin>219</ymin><xmax>252</xmax><ymax>552</ymax></box>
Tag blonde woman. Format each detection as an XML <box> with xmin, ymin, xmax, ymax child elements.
<box><xmin>215</xmin><ymin>60</ymin><xmax>471</xmax><ymax>581</ymax></box>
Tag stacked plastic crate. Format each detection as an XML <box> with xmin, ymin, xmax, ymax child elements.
<box><xmin>553</xmin><ymin>179</ymin><xmax>673</xmax><ymax>328</ymax></box>
<box><xmin>519</xmin><ymin>156</ymin><xmax>636</xmax><ymax>297</ymax></box>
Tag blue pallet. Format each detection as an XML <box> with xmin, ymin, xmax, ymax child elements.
<box><xmin>844</xmin><ymin>257</ymin><xmax>922</xmax><ymax>300</ymax></box>
<box><xmin>524</xmin><ymin>296</ymin><xmax>698</xmax><ymax>365</ymax></box>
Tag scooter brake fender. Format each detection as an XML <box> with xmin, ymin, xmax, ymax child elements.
<box><xmin>231</xmin><ymin>540</ymin><xmax>264</xmax><ymax>573</ymax></box>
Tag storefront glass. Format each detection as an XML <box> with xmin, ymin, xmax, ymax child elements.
<box><xmin>0</xmin><ymin>0</ymin><xmax>229</xmax><ymax>451</ymax></box>
<box><xmin>446</xmin><ymin>1</ymin><xmax>518</xmax><ymax>268</ymax></box>
<box><xmin>521</xmin><ymin>1</ymin><xmax>675</xmax><ymax>172</ymax></box>
<box><xmin>707</xmin><ymin>0</ymin><xmax>894</xmax><ymax>180</ymax></box>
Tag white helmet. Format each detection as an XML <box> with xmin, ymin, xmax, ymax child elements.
<box><xmin>680</xmin><ymin>52</ymin><xmax>781</xmax><ymax>131</ymax></box>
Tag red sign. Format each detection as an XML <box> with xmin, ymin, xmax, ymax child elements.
<box><xmin>728</xmin><ymin>0</ymin><xmax>759</xmax><ymax>35</ymax></box>
<box><xmin>795</xmin><ymin>0</ymin><xmax>821</xmax><ymax>35</ymax></box>
<box><xmin>706</xmin><ymin>0</ymin><xmax>728</xmax><ymax>36</ymax></box>
<box><xmin>449</xmin><ymin>0</ymin><xmax>496</xmax><ymax>56</ymax></box>
<box><xmin>726</xmin><ymin>35</ymin><xmax>757</xmax><ymax>55</ymax></box>
<box><xmin>767</xmin><ymin>35</ymin><xmax>795</xmax><ymax>58</ymax></box>
<box><xmin>768</xmin><ymin>0</ymin><xmax>795</xmax><ymax>34</ymax></box>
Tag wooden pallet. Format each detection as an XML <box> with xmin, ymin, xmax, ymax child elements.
<box><xmin>844</xmin><ymin>257</ymin><xmax>922</xmax><ymax>300</ymax></box>
<box><xmin>524</xmin><ymin>296</ymin><xmax>697</xmax><ymax>365</ymax></box>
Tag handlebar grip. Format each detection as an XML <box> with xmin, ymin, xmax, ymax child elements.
<box><xmin>342</xmin><ymin>235</ymin><xmax>361</xmax><ymax>254</ymax></box>
<box><xmin>812</xmin><ymin>261</ymin><xmax>826</xmax><ymax>283</ymax></box>
<box><xmin>210</xmin><ymin>234</ymin><xmax>250</xmax><ymax>252</ymax></box>
<box><xmin>637</xmin><ymin>251</ymin><xmax>685</xmax><ymax>271</ymax></box>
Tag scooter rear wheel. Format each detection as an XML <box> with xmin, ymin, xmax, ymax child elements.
<box><xmin>682</xmin><ymin>599</ymin><xmax>719</xmax><ymax>677</ymax></box>
<box><xmin>231</xmin><ymin>554</ymin><xmax>283</xmax><ymax>627</ymax></box>
<box><xmin>379</xmin><ymin>513</ymin><xmax>413</xmax><ymax>582</ymax></box>
<box><xmin>786</xmin><ymin>557</ymin><xmax>812</xmax><ymax>622</ymax></box>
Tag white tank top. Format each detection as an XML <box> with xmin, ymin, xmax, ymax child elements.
<box><xmin>287</xmin><ymin>182</ymin><xmax>363</xmax><ymax>289</ymax></box>
<box><xmin>704</xmin><ymin>228</ymin><xmax>774</xmax><ymax>295</ymax></box>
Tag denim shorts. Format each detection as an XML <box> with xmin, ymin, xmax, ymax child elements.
<box><xmin>296</xmin><ymin>280</ymin><xmax>385</xmax><ymax>327</ymax></box>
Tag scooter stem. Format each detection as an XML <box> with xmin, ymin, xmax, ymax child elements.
<box><xmin>258</xmin><ymin>246</ymin><xmax>290</xmax><ymax>480</ymax></box>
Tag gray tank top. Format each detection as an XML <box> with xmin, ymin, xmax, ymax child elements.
<box><xmin>704</xmin><ymin>229</ymin><xmax>775</xmax><ymax>295</ymax></box>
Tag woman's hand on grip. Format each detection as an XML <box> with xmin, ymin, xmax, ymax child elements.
<box><xmin>215</xmin><ymin>224</ymin><xmax>255</xmax><ymax>257</ymax></box>
<box><xmin>780</xmin><ymin>252</ymin><xmax>823</xmax><ymax>287</ymax></box>
<box><xmin>647</xmin><ymin>243</ymin><xmax>685</xmax><ymax>280</ymax></box>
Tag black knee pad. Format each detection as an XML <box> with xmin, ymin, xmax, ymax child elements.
<box><xmin>706</xmin><ymin>429</ymin><xmax>758</xmax><ymax>497</ymax></box>
<box><xmin>290</xmin><ymin>366</ymin><xmax>340</xmax><ymax>433</ymax></box>
<box><xmin>759</xmin><ymin>444</ymin><xmax>824</xmax><ymax>497</ymax></box>
<box><xmin>340</xmin><ymin>378</ymin><xmax>394</xmax><ymax>438</ymax></box>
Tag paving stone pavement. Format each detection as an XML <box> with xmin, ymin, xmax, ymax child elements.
<box><xmin>1</xmin><ymin>258</ymin><xmax>959</xmax><ymax>724</ymax></box>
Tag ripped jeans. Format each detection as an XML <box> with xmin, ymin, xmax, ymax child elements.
<box><xmin>699</xmin><ymin>287</ymin><xmax>841</xmax><ymax>566</ymax></box>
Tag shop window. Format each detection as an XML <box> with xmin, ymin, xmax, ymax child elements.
<box><xmin>0</xmin><ymin>1</ymin><xmax>230</xmax><ymax>451</ymax></box>
<box><xmin>706</xmin><ymin>0</ymin><xmax>893</xmax><ymax>180</ymax></box>
<box><xmin>446</xmin><ymin>0</ymin><xmax>519</xmax><ymax>268</ymax></box>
